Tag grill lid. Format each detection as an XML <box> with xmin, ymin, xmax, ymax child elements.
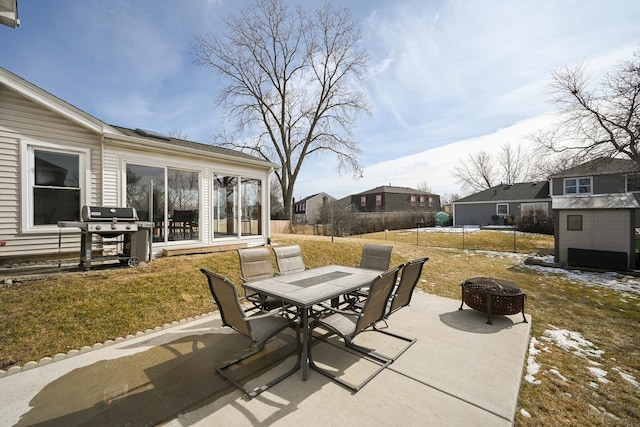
<box><xmin>82</xmin><ymin>206</ymin><xmax>138</xmax><ymax>222</ymax></box>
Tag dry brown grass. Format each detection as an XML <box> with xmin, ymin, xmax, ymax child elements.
<box><xmin>1</xmin><ymin>231</ymin><xmax>638</xmax><ymax>425</ymax></box>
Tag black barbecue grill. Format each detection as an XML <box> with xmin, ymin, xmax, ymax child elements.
<box><xmin>58</xmin><ymin>206</ymin><xmax>153</xmax><ymax>270</ymax></box>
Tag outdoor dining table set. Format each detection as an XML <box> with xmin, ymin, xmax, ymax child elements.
<box><xmin>200</xmin><ymin>244</ymin><xmax>428</xmax><ymax>399</ymax></box>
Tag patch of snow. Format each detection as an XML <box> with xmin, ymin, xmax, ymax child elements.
<box><xmin>525</xmin><ymin>337</ymin><xmax>542</xmax><ymax>384</ymax></box>
<box><xmin>588</xmin><ymin>367</ymin><xmax>610</xmax><ymax>384</ymax></box>
<box><xmin>520</xmin><ymin>408</ymin><xmax>531</xmax><ymax>418</ymax></box>
<box><xmin>541</xmin><ymin>327</ymin><xmax>604</xmax><ymax>359</ymax></box>
<box><xmin>522</xmin><ymin>264</ymin><xmax>640</xmax><ymax>295</ymax></box>
<box><xmin>613</xmin><ymin>367</ymin><xmax>640</xmax><ymax>388</ymax></box>
<box><xmin>549</xmin><ymin>368</ymin><xmax>568</xmax><ymax>382</ymax></box>
<box><xmin>589</xmin><ymin>381</ymin><xmax>599</xmax><ymax>389</ymax></box>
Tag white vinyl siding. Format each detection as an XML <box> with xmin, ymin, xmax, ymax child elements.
<box><xmin>0</xmin><ymin>85</ymin><xmax>102</xmax><ymax>258</ymax></box>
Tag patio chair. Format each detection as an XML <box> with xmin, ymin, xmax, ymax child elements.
<box><xmin>308</xmin><ymin>265</ymin><xmax>401</xmax><ymax>392</ymax></box>
<box><xmin>372</xmin><ymin>257</ymin><xmax>429</xmax><ymax>361</ymax></box>
<box><xmin>200</xmin><ymin>268</ymin><xmax>301</xmax><ymax>399</ymax></box>
<box><xmin>273</xmin><ymin>245</ymin><xmax>308</xmax><ymax>275</ymax></box>
<box><xmin>237</xmin><ymin>247</ymin><xmax>283</xmax><ymax>310</ymax></box>
<box><xmin>343</xmin><ymin>244</ymin><xmax>394</xmax><ymax>307</ymax></box>
<box><xmin>358</xmin><ymin>244</ymin><xmax>393</xmax><ymax>270</ymax></box>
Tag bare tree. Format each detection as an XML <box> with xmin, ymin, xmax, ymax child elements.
<box><xmin>270</xmin><ymin>176</ymin><xmax>284</xmax><ymax>219</ymax></box>
<box><xmin>453</xmin><ymin>143</ymin><xmax>536</xmax><ymax>192</ymax></box>
<box><xmin>453</xmin><ymin>150</ymin><xmax>496</xmax><ymax>192</ymax></box>
<box><xmin>192</xmin><ymin>0</ymin><xmax>370</xmax><ymax>219</ymax></box>
<box><xmin>534</xmin><ymin>49</ymin><xmax>640</xmax><ymax>165</ymax></box>
<box><xmin>498</xmin><ymin>143</ymin><xmax>531</xmax><ymax>185</ymax></box>
<box><xmin>416</xmin><ymin>180</ymin><xmax>432</xmax><ymax>193</ymax></box>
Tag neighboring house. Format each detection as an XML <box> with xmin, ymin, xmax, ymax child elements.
<box><xmin>345</xmin><ymin>185</ymin><xmax>441</xmax><ymax>214</ymax></box>
<box><xmin>550</xmin><ymin>157</ymin><xmax>640</xmax><ymax>270</ymax></box>
<box><xmin>292</xmin><ymin>192</ymin><xmax>335</xmax><ymax>225</ymax></box>
<box><xmin>0</xmin><ymin>67</ymin><xmax>278</xmax><ymax>263</ymax></box>
<box><xmin>452</xmin><ymin>181</ymin><xmax>551</xmax><ymax>227</ymax></box>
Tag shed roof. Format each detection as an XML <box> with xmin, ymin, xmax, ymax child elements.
<box><xmin>455</xmin><ymin>181</ymin><xmax>550</xmax><ymax>203</ymax></box>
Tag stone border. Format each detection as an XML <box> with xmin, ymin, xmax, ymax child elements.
<box><xmin>0</xmin><ymin>311</ymin><xmax>217</xmax><ymax>378</ymax></box>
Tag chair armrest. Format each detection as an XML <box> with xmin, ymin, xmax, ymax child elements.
<box><xmin>246</xmin><ymin>305</ymin><xmax>295</xmax><ymax>321</ymax></box>
<box><xmin>315</xmin><ymin>302</ymin><xmax>359</xmax><ymax>317</ymax></box>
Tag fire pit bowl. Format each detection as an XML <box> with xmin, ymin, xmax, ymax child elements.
<box><xmin>459</xmin><ymin>277</ymin><xmax>527</xmax><ymax>325</ymax></box>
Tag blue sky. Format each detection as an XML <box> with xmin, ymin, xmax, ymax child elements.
<box><xmin>2</xmin><ymin>0</ymin><xmax>639</xmax><ymax>200</ymax></box>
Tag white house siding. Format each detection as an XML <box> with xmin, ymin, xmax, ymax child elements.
<box><xmin>557</xmin><ymin>209</ymin><xmax>630</xmax><ymax>264</ymax></box>
<box><xmin>103</xmin><ymin>142</ymin><xmax>270</xmax><ymax>257</ymax></box>
<box><xmin>0</xmin><ymin>85</ymin><xmax>102</xmax><ymax>259</ymax></box>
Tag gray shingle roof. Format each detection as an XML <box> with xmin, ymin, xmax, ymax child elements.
<box><xmin>455</xmin><ymin>181</ymin><xmax>550</xmax><ymax>203</ymax></box>
<box><xmin>359</xmin><ymin>185</ymin><xmax>432</xmax><ymax>195</ymax></box>
<box><xmin>550</xmin><ymin>157</ymin><xmax>640</xmax><ymax>178</ymax></box>
<box><xmin>110</xmin><ymin>126</ymin><xmax>274</xmax><ymax>165</ymax></box>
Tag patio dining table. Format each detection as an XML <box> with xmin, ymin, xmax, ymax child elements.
<box><xmin>243</xmin><ymin>264</ymin><xmax>381</xmax><ymax>380</ymax></box>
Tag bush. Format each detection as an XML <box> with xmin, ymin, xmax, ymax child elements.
<box><xmin>516</xmin><ymin>210</ymin><xmax>554</xmax><ymax>235</ymax></box>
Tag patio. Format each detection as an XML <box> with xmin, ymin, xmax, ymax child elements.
<box><xmin>0</xmin><ymin>292</ymin><xmax>531</xmax><ymax>426</ymax></box>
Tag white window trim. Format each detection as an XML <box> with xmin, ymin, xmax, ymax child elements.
<box><xmin>564</xmin><ymin>176</ymin><xmax>592</xmax><ymax>195</ymax></box>
<box><xmin>521</xmin><ymin>203</ymin><xmax>548</xmax><ymax>216</ymax></box>
<box><xmin>20</xmin><ymin>140</ymin><xmax>91</xmax><ymax>233</ymax></box>
<box><xmin>496</xmin><ymin>203</ymin><xmax>509</xmax><ymax>216</ymax></box>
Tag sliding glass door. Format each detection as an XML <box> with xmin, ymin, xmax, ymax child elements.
<box><xmin>126</xmin><ymin>164</ymin><xmax>200</xmax><ymax>242</ymax></box>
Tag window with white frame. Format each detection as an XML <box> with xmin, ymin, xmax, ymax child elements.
<box><xmin>375</xmin><ymin>193</ymin><xmax>382</xmax><ymax>206</ymax></box>
<box><xmin>564</xmin><ymin>177</ymin><xmax>592</xmax><ymax>195</ymax></box>
<box><xmin>627</xmin><ymin>174</ymin><xmax>640</xmax><ymax>192</ymax></box>
<box><xmin>410</xmin><ymin>194</ymin><xmax>416</xmax><ymax>206</ymax></box>
<box><xmin>521</xmin><ymin>203</ymin><xmax>548</xmax><ymax>215</ymax></box>
<box><xmin>496</xmin><ymin>203</ymin><xmax>508</xmax><ymax>216</ymax></box>
<box><xmin>360</xmin><ymin>195</ymin><xmax>366</xmax><ymax>207</ymax></box>
<box><xmin>22</xmin><ymin>142</ymin><xmax>88</xmax><ymax>231</ymax></box>
<box><xmin>419</xmin><ymin>195</ymin><xmax>426</xmax><ymax>206</ymax></box>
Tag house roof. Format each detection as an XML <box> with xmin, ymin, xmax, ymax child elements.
<box><xmin>110</xmin><ymin>126</ymin><xmax>275</xmax><ymax>167</ymax></box>
<box><xmin>294</xmin><ymin>192</ymin><xmax>334</xmax><ymax>204</ymax></box>
<box><xmin>550</xmin><ymin>157</ymin><xmax>640</xmax><ymax>178</ymax></box>
<box><xmin>1</xmin><ymin>66</ymin><xmax>278</xmax><ymax>170</ymax></box>
<box><xmin>0</xmin><ymin>0</ymin><xmax>19</xmax><ymax>28</ymax></box>
<box><xmin>454</xmin><ymin>181</ymin><xmax>550</xmax><ymax>204</ymax></box>
<box><xmin>358</xmin><ymin>185</ymin><xmax>433</xmax><ymax>195</ymax></box>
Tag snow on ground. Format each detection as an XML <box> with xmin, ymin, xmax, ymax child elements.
<box><xmin>525</xmin><ymin>325</ymin><xmax>640</xmax><ymax>391</ymax></box>
<box><xmin>523</xmin><ymin>263</ymin><xmax>640</xmax><ymax>296</ymax></box>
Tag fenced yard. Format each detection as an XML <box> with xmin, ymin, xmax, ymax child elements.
<box><xmin>1</xmin><ymin>230</ymin><xmax>638</xmax><ymax>425</ymax></box>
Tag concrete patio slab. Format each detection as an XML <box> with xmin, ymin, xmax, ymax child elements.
<box><xmin>0</xmin><ymin>293</ymin><xmax>531</xmax><ymax>426</ymax></box>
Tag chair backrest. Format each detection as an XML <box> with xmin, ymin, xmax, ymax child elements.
<box><xmin>273</xmin><ymin>245</ymin><xmax>306</xmax><ymax>275</ymax></box>
<box><xmin>358</xmin><ymin>244</ymin><xmax>393</xmax><ymax>271</ymax></box>
<box><xmin>388</xmin><ymin>257</ymin><xmax>429</xmax><ymax>316</ymax></box>
<box><xmin>237</xmin><ymin>247</ymin><xmax>275</xmax><ymax>282</ymax></box>
<box><xmin>200</xmin><ymin>268</ymin><xmax>250</xmax><ymax>336</ymax></box>
<box><xmin>172</xmin><ymin>210</ymin><xmax>197</xmax><ymax>223</ymax></box>
<box><xmin>354</xmin><ymin>265</ymin><xmax>401</xmax><ymax>336</ymax></box>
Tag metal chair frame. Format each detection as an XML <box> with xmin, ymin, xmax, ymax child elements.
<box><xmin>200</xmin><ymin>268</ymin><xmax>301</xmax><ymax>399</ymax></box>
<box><xmin>308</xmin><ymin>266</ymin><xmax>401</xmax><ymax>392</ymax></box>
<box><xmin>372</xmin><ymin>257</ymin><xmax>429</xmax><ymax>361</ymax></box>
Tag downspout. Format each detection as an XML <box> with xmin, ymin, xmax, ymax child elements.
<box><xmin>267</xmin><ymin>168</ymin><xmax>273</xmax><ymax>245</ymax></box>
<box><xmin>100</xmin><ymin>130</ymin><xmax>105</xmax><ymax>206</ymax></box>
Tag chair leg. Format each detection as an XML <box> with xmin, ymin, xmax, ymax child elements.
<box><xmin>308</xmin><ymin>323</ymin><xmax>391</xmax><ymax>392</ymax></box>
<box><xmin>216</xmin><ymin>325</ymin><xmax>302</xmax><ymax>399</ymax></box>
<box><xmin>371</xmin><ymin>323</ymin><xmax>417</xmax><ymax>361</ymax></box>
